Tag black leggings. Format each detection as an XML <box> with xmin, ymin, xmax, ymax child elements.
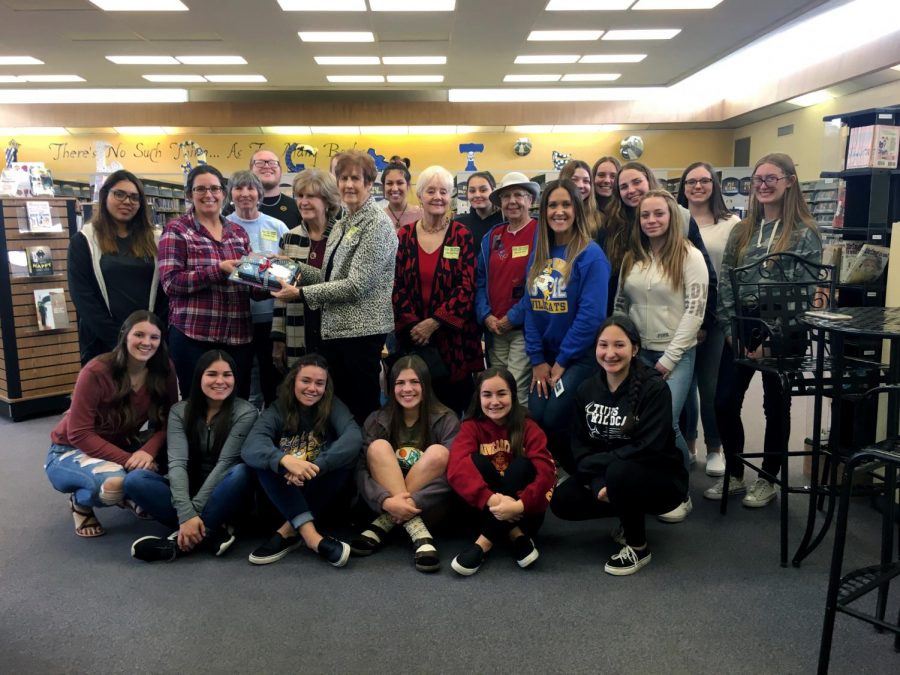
<box><xmin>551</xmin><ymin>459</ymin><xmax>684</xmax><ymax>547</ymax></box>
<box><xmin>472</xmin><ymin>454</ymin><xmax>545</xmax><ymax>544</ymax></box>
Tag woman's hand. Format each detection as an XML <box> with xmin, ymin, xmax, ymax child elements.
<box><xmin>125</xmin><ymin>450</ymin><xmax>156</xmax><ymax>471</ymax></box>
<box><xmin>484</xmin><ymin>314</ymin><xmax>502</xmax><ymax>335</ymax></box>
<box><xmin>279</xmin><ymin>456</ymin><xmax>319</xmax><ymax>484</ymax></box>
<box><xmin>383</xmin><ymin>493</ymin><xmax>421</xmax><ymax>524</ymax></box>
<box><xmin>218</xmin><ymin>259</ymin><xmax>240</xmax><ymax>275</ymax></box>
<box><xmin>531</xmin><ymin>363</ymin><xmax>552</xmax><ymax>399</ymax></box>
<box><xmin>177</xmin><ymin>516</ymin><xmax>206</xmax><ymax>552</ymax></box>
<box><xmin>654</xmin><ymin>361</ymin><xmax>671</xmax><ymax>380</ymax></box>
<box><xmin>271</xmin><ymin>283</ymin><xmax>301</xmax><ymax>301</ymax></box>
<box><xmin>489</xmin><ymin>495</ymin><xmax>524</xmax><ymax>522</ymax></box>
<box><xmin>597</xmin><ymin>487</ymin><xmax>609</xmax><ymax>503</ymax></box>
<box><xmin>496</xmin><ymin>316</ymin><xmax>512</xmax><ymax>335</ymax></box>
<box><xmin>549</xmin><ymin>362</ymin><xmax>566</xmax><ymax>389</ymax></box>
<box><xmin>410</xmin><ymin>318</ymin><xmax>440</xmax><ymax>346</ymax></box>
<box><xmin>486</xmin><ymin>493</ymin><xmax>503</xmax><ymax>508</ymax></box>
<box><xmin>272</xmin><ymin>342</ymin><xmax>288</xmax><ymax>372</ymax></box>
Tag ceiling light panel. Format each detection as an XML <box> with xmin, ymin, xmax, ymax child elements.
<box><xmin>504</xmin><ymin>74</ymin><xmax>562</xmax><ymax>82</ymax></box>
<box><xmin>0</xmin><ymin>76</ymin><xmax>24</xmax><ymax>82</ymax></box>
<box><xmin>408</xmin><ymin>126</ymin><xmax>457</xmax><ymax>134</ymax></box>
<box><xmin>0</xmin><ymin>56</ymin><xmax>43</xmax><ymax>65</ymax></box>
<box><xmin>299</xmin><ymin>32</ymin><xmax>375</xmax><ymax>42</ymax></box>
<box><xmin>370</xmin><ymin>0</ymin><xmax>456</xmax><ymax>10</ymax></box>
<box><xmin>314</xmin><ymin>56</ymin><xmax>381</xmax><ymax>65</ymax></box>
<box><xmin>632</xmin><ymin>0</ymin><xmax>723</xmax><ymax>9</ymax></box>
<box><xmin>0</xmin><ymin>127</ymin><xmax>69</xmax><ymax>135</ymax></box>
<box><xmin>0</xmin><ymin>89</ymin><xmax>188</xmax><ymax>104</ymax></box>
<box><xmin>546</xmin><ymin>0</ymin><xmax>633</xmax><ymax>8</ymax></box>
<box><xmin>360</xmin><ymin>126</ymin><xmax>409</xmax><ymax>134</ymax></box>
<box><xmin>176</xmin><ymin>56</ymin><xmax>247</xmax><ymax>65</ymax></box>
<box><xmin>382</xmin><ymin>56</ymin><xmax>447</xmax><ymax>65</ymax></box>
<box><xmin>21</xmin><ymin>75</ymin><xmax>85</xmax><ymax>82</ymax></box>
<box><xmin>89</xmin><ymin>0</ymin><xmax>188</xmax><ymax>9</ymax></box>
<box><xmin>450</xmin><ymin>87</ymin><xmax>662</xmax><ymax>102</ymax></box>
<box><xmin>561</xmin><ymin>73</ymin><xmax>621</xmax><ymax>81</ymax></box>
<box><xmin>787</xmin><ymin>90</ymin><xmax>834</xmax><ymax>107</ymax></box>
<box><xmin>114</xmin><ymin>126</ymin><xmax>166</xmax><ymax>134</ymax></box>
<box><xmin>143</xmin><ymin>74</ymin><xmax>207</xmax><ymax>82</ymax></box>
<box><xmin>529</xmin><ymin>31</ymin><xmax>604</xmax><ymax>41</ymax></box>
<box><xmin>509</xmin><ymin>125</ymin><xmax>555</xmax><ymax>133</ymax></box>
<box><xmin>387</xmin><ymin>75</ymin><xmax>444</xmax><ymax>82</ymax></box>
<box><xmin>204</xmin><ymin>75</ymin><xmax>267</xmax><ymax>82</ymax></box>
<box><xmin>262</xmin><ymin>126</ymin><xmax>312</xmax><ymax>135</ymax></box>
<box><xmin>514</xmin><ymin>55</ymin><xmax>580</xmax><ymax>64</ymax></box>
<box><xmin>327</xmin><ymin>75</ymin><xmax>385</xmax><ymax>82</ymax></box>
<box><xmin>278</xmin><ymin>0</ymin><xmax>366</xmax><ymax>9</ymax></box>
<box><xmin>602</xmin><ymin>29</ymin><xmax>681</xmax><ymax>40</ymax></box>
<box><xmin>579</xmin><ymin>53</ymin><xmax>646</xmax><ymax>62</ymax></box>
<box><xmin>310</xmin><ymin>126</ymin><xmax>361</xmax><ymax>134</ymax></box>
<box><xmin>107</xmin><ymin>55</ymin><xmax>179</xmax><ymax>64</ymax></box>
<box><xmin>890</xmin><ymin>64</ymin><xmax>900</xmax><ymax>72</ymax></box>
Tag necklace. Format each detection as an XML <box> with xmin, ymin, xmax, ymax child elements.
<box><xmin>261</xmin><ymin>194</ymin><xmax>281</xmax><ymax>207</ymax></box>
<box><xmin>419</xmin><ymin>216</ymin><xmax>449</xmax><ymax>234</ymax></box>
<box><xmin>387</xmin><ymin>203</ymin><xmax>408</xmax><ymax>227</ymax></box>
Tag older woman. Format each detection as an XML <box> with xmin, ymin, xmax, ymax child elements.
<box><xmin>159</xmin><ymin>165</ymin><xmax>255</xmax><ymax>399</ymax></box>
<box><xmin>225</xmin><ymin>170</ymin><xmax>288</xmax><ymax>406</ymax></box>
<box><xmin>382</xmin><ymin>161</ymin><xmax>423</xmax><ymax>231</ymax></box>
<box><xmin>272</xmin><ymin>169</ymin><xmax>340</xmax><ymax>370</ymax></box>
<box><xmin>273</xmin><ymin>150</ymin><xmax>397</xmax><ymax>424</ymax></box>
<box><xmin>393</xmin><ymin>165</ymin><xmax>483</xmax><ymax>415</ymax></box>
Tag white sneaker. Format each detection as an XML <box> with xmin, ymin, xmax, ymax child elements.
<box><xmin>657</xmin><ymin>496</ymin><xmax>693</xmax><ymax>523</ymax></box>
<box><xmin>703</xmin><ymin>476</ymin><xmax>747</xmax><ymax>500</ymax></box>
<box><xmin>742</xmin><ymin>478</ymin><xmax>777</xmax><ymax>508</ymax></box>
<box><xmin>705</xmin><ymin>452</ymin><xmax>726</xmax><ymax>477</ymax></box>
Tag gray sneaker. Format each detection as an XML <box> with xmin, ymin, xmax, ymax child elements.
<box><xmin>703</xmin><ymin>476</ymin><xmax>747</xmax><ymax>500</ymax></box>
<box><xmin>742</xmin><ymin>478</ymin><xmax>777</xmax><ymax>507</ymax></box>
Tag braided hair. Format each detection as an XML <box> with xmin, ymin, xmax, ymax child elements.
<box><xmin>596</xmin><ymin>315</ymin><xmax>650</xmax><ymax>436</ymax></box>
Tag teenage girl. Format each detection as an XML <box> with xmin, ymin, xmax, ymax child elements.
<box><xmin>559</xmin><ymin>159</ymin><xmax>603</xmax><ymax>237</ymax></box>
<box><xmin>447</xmin><ymin>367</ymin><xmax>556</xmax><ymax>576</ymax></box>
<box><xmin>453</xmin><ymin>171</ymin><xmax>504</xmax><ymax>249</ymax></box>
<box><xmin>592</xmin><ymin>155</ymin><xmax>621</xmax><ymax>218</ymax></box>
<box><xmin>382</xmin><ymin>162</ymin><xmax>423</xmax><ymax>231</ymax></box>
<box><xmin>352</xmin><ymin>355</ymin><xmax>459</xmax><ymax>573</ymax></box>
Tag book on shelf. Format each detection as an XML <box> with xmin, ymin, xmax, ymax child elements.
<box><xmin>24</xmin><ymin>200</ymin><xmax>62</xmax><ymax>233</ymax></box>
<box><xmin>844</xmin><ymin>244</ymin><xmax>889</xmax><ymax>284</ymax></box>
<box><xmin>831</xmin><ymin>180</ymin><xmax>846</xmax><ymax>228</ymax></box>
<box><xmin>845</xmin><ymin>124</ymin><xmax>900</xmax><ymax>169</ymax></box>
<box><xmin>25</xmin><ymin>245</ymin><xmax>54</xmax><ymax>276</ymax></box>
<box><xmin>33</xmin><ymin>288</ymin><xmax>69</xmax><ymax>330</ymax></box>
<box><xmin>839</xmin><ymin>241</ymin><xmax>864</xmax><ymax>283</ymax></box>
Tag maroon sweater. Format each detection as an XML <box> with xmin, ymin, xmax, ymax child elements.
<box><xmin>50</xmin><ymin>357</ymin><xmax>178</xmax><ymax>465</ymax></box>
<box><xmin>447</xmin><ymin>416</ymin><xmax>556</xmax><ymax>514</ymax></box>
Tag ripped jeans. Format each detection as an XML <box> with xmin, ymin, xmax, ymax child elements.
<box><xmin>45</xmin><ymin>443</ymin><xmax>129</xmax><ymax>509</ymax></box>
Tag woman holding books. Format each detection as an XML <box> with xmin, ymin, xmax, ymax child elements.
<box><xmin>44</xmin><ymin>310</ymin><xmax>178</xmax><ymax>538</ymax></box>
<box><xmin>68</xmin><ymin>170</ymin><xmax>168</xmax><ymax>365</ymax></box>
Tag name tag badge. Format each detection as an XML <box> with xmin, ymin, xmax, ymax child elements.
<box><xmin>553</xmin><ymin>378</ymin><xmax>565</xmax><ymax>398</ymax></box>
<box><xmin>261</xmin><ymin>230</ymin><xmax>278</xmax><ymax>242</ymax></box>
<box><xmin>512</xmin><ymin>245</ymin><xmax>529</xmax><ymax>258</ymax></box>
<box><xmin>443</xmin><ymin>245</ymin><xmax>460</xmax><ymax>260</ymax></box>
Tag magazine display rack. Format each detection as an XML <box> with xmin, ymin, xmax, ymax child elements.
<box><xmin>0</xmin><ymin>197</ymin><xmax>80</xmax><ymax>420</ymax></box>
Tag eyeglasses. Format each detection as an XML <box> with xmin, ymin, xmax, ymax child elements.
<box><xmin>252</xmin><ymin>159</ymin><xmax>280</xmax><ymax>168</ymax></box>
<box><xmin>191</xmin><ymin>185</ymin><xmax>224</xmax><ymax>195</ymax></box>
<box><xmin>683</xmin><ymin>178</ymin><xmax>713</xmax><ymax>187</ymax></box>
<box><xmin>110</xmin><ymin>189</ymin><xmax>142</xmax><ymax>204</ymax></box>
<box><xmin>751</xmin><ymin>175</ymin><xmax>786</xmax><ymax>187</ymax></box>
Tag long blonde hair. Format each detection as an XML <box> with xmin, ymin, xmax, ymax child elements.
<box><xmin>527</xmin><ymin>179</ymin><xmax>594</xmax><ymax>289</ymax></box>
<box><xmin>621</xmin><ymin>190</ymin><xmax>690</xmax><ymax>291</ymax></box>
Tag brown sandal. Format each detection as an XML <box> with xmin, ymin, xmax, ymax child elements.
<box><xmin>70</xmin><ymin>495</ymin><xmax>105</xmax><ymax>538</ymax></box>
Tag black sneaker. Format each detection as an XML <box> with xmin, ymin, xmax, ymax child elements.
<box><xmin>317</xmin><ymin>536</ymin><xmax>350</xmax><ymax>568</ymax></box>
<box><xmin>131</xmin><ymin>535</ymin><xmax>178</xmax><ymax>563</ymax></box>
<box><xmin>451</xmin><ymin>544</ymin><xmax>486</xmax><ymax>576</ymax></box>
<box><xmin>512</xmin><ymin>536</ymin><xmax>539</xmax><ymax>568</ymax></box>
<box><xmin>604</xmin><ymin>544</ymin><xmax>652</xmax><ymax>576</ymax></box>
<box><xmin>205</xmin><ymin>525</ymin><xmax>236</xmax><ymax>557</ymax></box>
<box><xmin>248</xmin><ymin>532</ymin><xmax>303</xmax><ymax>565</ymax></box>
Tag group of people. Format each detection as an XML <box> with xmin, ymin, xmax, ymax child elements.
<box><xmin>50</xmin><ymin>148</ymin><xmax>821</xmax><ymax>576</ymax></box>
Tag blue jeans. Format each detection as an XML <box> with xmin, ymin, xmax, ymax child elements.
<box><xmin>640</xmin><ymin>347</ymin><xmax>695</xmax><ymax>470</ymax></box>
<box><xmin>255</xmin><ymin>466</ymin><xmax>351</xmax><ymax>530</ymax></box>
<box><xmin>123</xmin><ymin>464</ymin><xmax>252</xmax><ymax>530</ymax></box>
<box><xmin>45</xmin><ymin>443</ymin><xmax>128</xmax><ymax>509</ymax></box>
<box><xmin>682</xmin><ymin>326</ymin><xmax>725</xmax><ymax>449</ymax></box>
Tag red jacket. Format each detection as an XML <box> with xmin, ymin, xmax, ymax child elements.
<box><xmin>448</xmin><ymin>416</ymin><xmax>556</xmax><ymax>514</ymax></box>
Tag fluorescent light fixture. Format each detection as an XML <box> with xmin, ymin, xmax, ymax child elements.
<box><xmin>891</xmin><ymin>64</ymin><xmax>900</xmax><ymax>72</ymax></box>
<box><xmin>299</xmin><ymin>31</ymin><xmax>375</xmax><ymax>42</ymax></box>
<box><xmin>107</xmin><ymin>55</ymin><xmax>179</xmax><ymax>65</ymax></box>
<box><xmin>504</xmin><ymin>74</ymin><xmax>562</xmax><ymax>82</ymax></box>
<box><xmin>314</xmin><ymin>56</ymin><xmax>381</xmax><ymax>65</ymax></box>
<box><xmin>262</xmin><ymin>126</ymin><xmax>312</xmax><ymax>135</ymax></box>
<box><xmin>382</xmin><ymin>56</ymin><xmax>447</xmax><ymax>65</ymax></box>
<box><xmin>546</xmin><ymin>0</ymin><xmax>633</xmax><ymax>8</ymax></box>
<box><xmin>204</xmin><ymin>74</ymin><xmax>267</xmax><ymax>82</ymax></box>
<box><xmin>514</xmin><ymin>55</ymin><xmax>580</xmax><ymax>64</ymax></box>
<box><xmin>0</xmin><ymin>76</ymin><xmax>25</xmax><ymax>83</ymax></box>
<box><xmin>561</xmin><ymin>73</ymin><xmax>621</xmax><ymax>81</ymax></box>
<box><xmin>176</xmin><ymin>56</ymin><xmax>247</xmax><ymax>65</ymax></box>
<box><xmin>360</xmin><ymin>126</ymin><xmax>409</xmax><ymax>134</ymax></box>
<box><xmin>408</xmin><ymin>126</ymin><xmax>457</xmax><ymax>134</ymax></box>
<box><xmin>450</xmin><ymin>87</ymin><xmax>662</xmax><ymax>102</ymax></box>
<box><xmin>529</xmin><ymin>30</ymin><xmax>604</xmax><ymax>41</ymax></box>
<box><xmin>0</xmin><ymin>127</ymin><xmax>69</xmax><ymax>135</ymax></box>
<box><xmin>509</xmin><ymin>125</ymin><xmax>555</xmax><ymax>133</ymax></box>
<box><xmin>326</xmin><ymin>75</ymin><xmax>385</xmax><ymax>82</ymax></box>
<box><xmin>143</xmin><ymin>74</ymin><xmax>207</xmax><ymax>82</ymax></box>
<box><xmin>632</xmin><ymin>0</ymin><xmax>723</xmax><ymax>9</ymax></box>
<box><xmin>387</xmin><ymin>75</ymin><xmax>444</xmax><ymax>82</ymax></box>
<box><xmin>278</xmin><ymin>0</ymin><xmax>365</xmax><ymax>9</ymax></box>
<box><xmin>114</xmin><ymin>126</ymin><xmax>166</xmax><ymax>135</ymax></box>
<box><xmin>0</xmin><ymin>56</ymin><xmax>43</xmax><ymax>65</ymax></box>
<box><xmin>370</xmin><ymin>0</ymin><xmax>455</xmax><ymax>10</ymax></box>
<box><xmin>552</xmin><ymin>124</ymin><xmax>621</xmax><ymax>132</ymax></box>
<box><xmin>0</xmin><ymin>89</ymin><xmax>188</xmax><ymax>104</ymax></box>
<box><xmin>457</xmin><ymin>125</ymin><xmax>506</xmax><ymax>133</ymax></box>
<box><xmin>310</xmin><ymin>126</ymin><xmax>361</xmax><ymax>134</ymax></box>
<box><xmin>602</xmin><ymin>29</ymin><xmax>681</xmax><ymax>40</ymax></box>
<box><xmin>580</xmin><ymin>53</ymin><xmax>646</xmax><ymax>63</ymax></box>
<box><xmin>787</xmin><ymin>90</ymin><xmax>834</xmax><ymax>107</ymax></box>
<box><xmin>21</xmin><ymin>75</ymin><xmax>85</xmax><ymax>82</ymax></box>
<box><xmin>89</xmin><ymin>0</ymin><xmax>188</xmax><ymax>9</ymax></box>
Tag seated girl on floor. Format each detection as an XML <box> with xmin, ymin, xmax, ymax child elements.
<box><xmin>447</xmin><ymin>367</ymin><xmax>556</xmax><ymax>576</ymax></box>
<box><xmin>44</xmin><ymin>310</ymin><xmax>178</xmax><ymax>538</ymax></box>
<box><xmin>351</xmin><ymin>354</ymin><xmax>459</xmax><ymax>573</ymax></box>
<box><xmin>126</xmin><ymin>350</ymin><xmax>258</xmax><ymax>562</ymax></box>
<box><xmin>241</xmin><ymin>354</ymin><xmax>361</xmax><ymax>568</ymax></box>
<box><xmin>550</xmin><ymin>316</ymin><xmax>687</xmax><ymax>576</ymax></box>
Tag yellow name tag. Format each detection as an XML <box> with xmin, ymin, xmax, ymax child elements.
<box><xmin>443</xmin><ymin>246</ymin><xmax>460</xmax><ymax>260</ymax></box>
<box><xmin>512</xmin><ymin>245</ymin><xmax>529</xmax><ymax>258</ymax></box>
<box><xmin>261</xmin><ymin>230</ymin><xmax>278</xmax><ymax>242</ymax></box>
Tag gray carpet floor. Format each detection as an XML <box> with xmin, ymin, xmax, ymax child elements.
<box><xmin>1</xmin><ymin>412</ymin><xmax>897</xmax><ymax>675</ymax></box>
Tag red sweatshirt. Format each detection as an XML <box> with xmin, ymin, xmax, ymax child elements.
<box><xmin>50</xmin><ymin>356</ymin><xmax>178</xmax><ymax>465</ymax></box>
<box><xmin>448</xmin><ymin>416</ymin><xmax>556</xmax><ymax>514</ymax></box>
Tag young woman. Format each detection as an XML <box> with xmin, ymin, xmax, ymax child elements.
<box><xmin>352</xmin><ymin>355</ymin><xmax>459</xmax><ymax>572</ymax></box>
<box><xmin>126</xmin><ymin>350</ymin><xmax>257</xmax><ymax>562</ymax></box>
<box><xmin>524</xmin><ymin>179</ymin><xmax>610</xmax><ymax>472</ymax></box>
<box><xmin>44</xmin><ymin>311</ymin><xmax>178</xmax><ymax>537</ymax></box>
<box><xmin>447</xmin><ymin>367</ymin><xmax>556</xmax><ymax>576</ymax></box>
<box><xmin>453</xmin><ymin>171</ymin><xmax>504</xmax><ymax>249</ymax></box>
<box><xmin>706</xmin><ymin>153</ymin><xmax>822</xmax><ymax>508</ymax></box>
<box><xmin>676</xmin><ymin>162</ymin><xmax>741</xmax><ymax>475</ymax></box>
<box><xmin>382</xmin><ymin>162</ymin><xmax>423</xmax><ymax>231</ymax></box>
<box><xmin>614</xmin><ymin>190</ymin><xmax>708</xmax><ymax>523</ymax></box>
<box><xmin>559</xmin><ymin>159</ymin><xmax>602</xmax><ymax>237</ymax></box>
<box><xmin>592</xmin><ymin>155</ymin><xmax>621</xmax><ymax>217</ymax></box>
<box><xmin>551</xmin><ymin>317</ymin><xmax>687</xmax><ymax>576</ymax></box>
<box><xmin>67</xmin><ymin>170</ymin><xmax>167</xmax><ymax>365</ymax></box>
<box><xmin>241</xmin><ymin>354</ymin><xmax>361</xmax><ymax>567</ymax></box>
